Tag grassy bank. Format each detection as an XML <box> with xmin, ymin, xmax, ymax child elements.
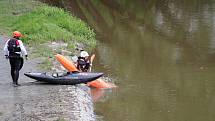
<box><xmin>0</xmin><ymin>0</ymin><xmax>96</xmax><ymax>70</ymax></box>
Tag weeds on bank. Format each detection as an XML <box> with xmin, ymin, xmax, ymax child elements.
<box><xmin>0</xmin><ymin>0</ymin><xmax>41</xmax><ymax>33</ymax></box>
<box><xmin>0</xmin><ymin>0</ymin><xmax>96</xmax><ymax>49</ymax></box>
<box><xmin>12</xmin><ymin>5</ymin><xmax>96</xmax><ymax>49</ymax></box>
<box><xmin>0</xmin><ymin>0</ymin><xmax>97</xmax><ymax>70</ymax></box>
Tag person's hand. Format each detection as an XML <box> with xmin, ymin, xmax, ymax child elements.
<box><xmin>25</xmin><ymin>55</ymin><xmax>28</xmax><ymax>60</ymax></box>
<box><xmin>5</xmin><ymin>55</ymin><xmax>8</xmax><ymax>59</ymax></box>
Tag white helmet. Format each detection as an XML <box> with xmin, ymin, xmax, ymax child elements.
<box><xmin>80</xmin><ymin>51</ymin><xmax>89</xmax><ymax>57</ymax></box>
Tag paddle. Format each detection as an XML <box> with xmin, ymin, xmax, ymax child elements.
<box><xmin>89</xmin><ymin>54</ymin><xmax>95</xmax><ymax>72</ymax></box>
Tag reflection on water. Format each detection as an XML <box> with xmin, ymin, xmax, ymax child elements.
<box><xmin>41</xmin><ymin>0</ymin><xmax>215</xmax><ymax>121</ymax></box>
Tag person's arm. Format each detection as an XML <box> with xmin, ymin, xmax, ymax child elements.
<box><xmin>3</xmin><ymin>39</ymin><xmax>9</xmax><ymax>57</ymax></box>
<box><xmin>18</xmin><ymin>40</ymin><xmax>28</xmax><ymax>57</ymax></box>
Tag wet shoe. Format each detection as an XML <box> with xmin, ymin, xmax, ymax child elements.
<box><xmin>13</xmin><ymin>83</ymin><xmax>21</xmax><ymax>87</ymax></box>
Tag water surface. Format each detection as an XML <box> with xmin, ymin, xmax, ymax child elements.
<box><xmin>41</xmin><ymin>0</ymin><xmax>215</xmax><ymax>121</ymax></box>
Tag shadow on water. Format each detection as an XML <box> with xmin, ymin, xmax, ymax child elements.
<box><xmin>39</xmin><ymin>0</ymin><xmax>215</xmax><ymax>121</ymax></box>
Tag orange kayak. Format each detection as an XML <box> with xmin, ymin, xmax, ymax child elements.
<box><xmin>87</xmin><ymin>78</ymin><xmax>117</xmax><ymax>88</ymax></box>
<box><xmin>55</xmin><ymin>54</ymin><xmax>116</xmax><ymax>88</ymax></box>
<box><xmin>55</xmin><ymin>54</ymin><xmax>78</xmax><ymax>72</ymax></box>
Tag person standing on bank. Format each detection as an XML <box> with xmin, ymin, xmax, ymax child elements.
<box><xmin>4</xmin><ymin>31</ymin><xmax>28</xmax><ymax>86</ymax></box>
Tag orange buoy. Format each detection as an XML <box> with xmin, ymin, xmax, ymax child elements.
<box><xmin>55</xmin><ymin>54</ymin><xmax>78</xmax><ymax>72</ymax></box>
<box><xmin>55</xmin><ymin>54</ymin><xmax>116</xmax><ymax>88</ymax></box>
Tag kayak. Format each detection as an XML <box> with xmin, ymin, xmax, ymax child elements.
<box><xmin>87</xmin><ymin>78</ymin><xmax>117</xmax><ymax>88</ymax></box>
<box><xmin>55</xmin><ymin>54</ymin><xmax>116</xmax><ymax>88</ymax></box>
<box><xmin>55</xmin><ymin>54</ymin><xmax>78</xmax><ymax>72</ymax></box>
<box><xmin>24</xmin><ymin>72</ymin><xmax>103</xmax><ymax>85</ymax></box>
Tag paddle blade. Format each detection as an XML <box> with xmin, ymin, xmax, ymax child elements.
<box><xmin>90</xmin><ymin>54</ymin><xmax>96</xmax><ymax>63</ymax></box>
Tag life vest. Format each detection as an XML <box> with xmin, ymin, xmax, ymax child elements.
<box><xmin>77</xmin><ymin>57</ymin><xmax>90</xmax><ymax>72</ymax></box>
<box><xmin>7</xmin><ymin>38</ymin><xmax>21</xmax><ymax>53</ymax></box>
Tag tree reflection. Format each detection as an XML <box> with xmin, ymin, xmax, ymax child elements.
<box><xmin>38</xmin><ymin>1</ymin><xmax>215</xmax><ymax>121</ymax></box>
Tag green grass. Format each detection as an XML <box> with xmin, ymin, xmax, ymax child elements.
<box><xmin>0</xmin><ymin>0</ymin><xmax>97</xmax><ymax>70</ymax></box>
<box><xmin>0</xmin><ymin>0</ymin><xmax>40</xmax><ymax>31</ymax></box>
<box><xmin>12</xmin><ymin>5</ymin><xmax>96</xmax><ymax>49</ymax></box>
<box><xmin>0</xmin><ymin>0</ymin><xmax>96</xmax><ymax>50</ymax></box>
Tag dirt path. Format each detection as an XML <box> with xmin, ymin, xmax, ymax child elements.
<box><xmin>0</xmin><ymin>36</ymin><xmax>95</xmax><ymax>121</ymax></box>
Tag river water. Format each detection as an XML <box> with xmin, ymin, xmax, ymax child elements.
<box><xmin>42</xmin><ymin>0</ymin><xmax>215</xmax><ymax>121</ymax></box>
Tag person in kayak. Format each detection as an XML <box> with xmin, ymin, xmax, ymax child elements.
<box><xmin>4</xmin><ymin>31</ymin><xmax>28</xmax><ymax>86</ymax></box>
<box><xmin>71</xmin><ymin>47</ymin><xmax>84</xmax><ymax>65</ymax></box>
<box><xmin>77</xmin><ymin>50</ymin><xmax>91</xmax><ymax>72</ymax></box>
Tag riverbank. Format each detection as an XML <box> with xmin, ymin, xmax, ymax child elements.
<box><xmin>0</xmin><ymin>36</ymin><xmax>96</xmax><ymax>121</ymax></box>
<box><xmin>0</xmin><ymin>1</ymin><xmax>98</xmax><ymax>120</ymax></box>
<box><xmin>0</xmin><ymin>0</ymin><xmax>96</xmax><ymax>70</ymax></box>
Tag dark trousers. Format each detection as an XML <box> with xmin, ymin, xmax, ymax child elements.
<box><xmin>9</xmin><ymin>57</ymin><xmax>23</xmax><ymax>84</ymax></box>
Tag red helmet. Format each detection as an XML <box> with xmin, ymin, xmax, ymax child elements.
<box><xmin>13</xmin><ymin>31</ymin><xmax>22</xmax><ymax>37</ymax></box>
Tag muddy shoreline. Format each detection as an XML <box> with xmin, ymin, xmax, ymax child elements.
<box><xmin>0</xmin><ymin>36</ymin><xmax>96</xmax><ymax>121</ymax></box>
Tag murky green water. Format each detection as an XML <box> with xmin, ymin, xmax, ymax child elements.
<box><xmin>42</xmin><ymin>0</ymin><xmax>215</xmax><ymax>121</ymax></box>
